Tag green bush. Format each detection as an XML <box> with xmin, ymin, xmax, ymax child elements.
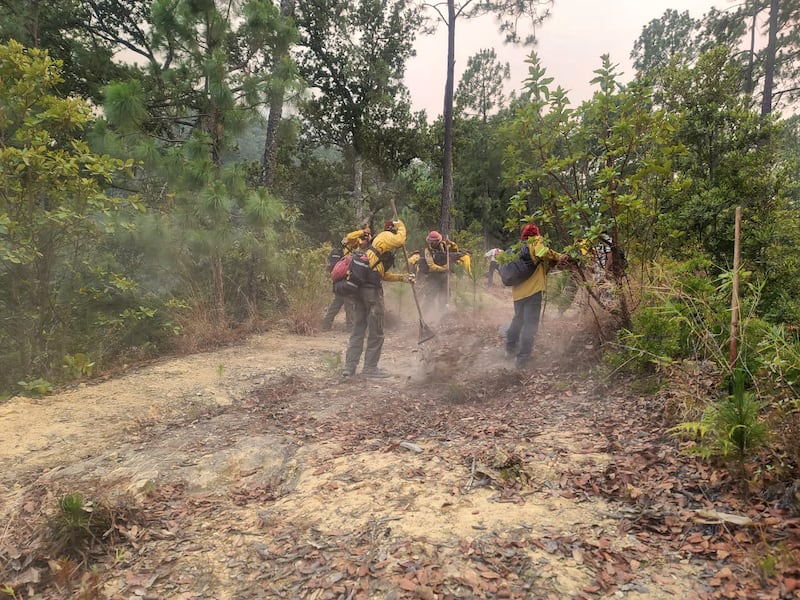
<box><xmin>607</xmin><ymin>260</ymin><xmax>739</xmax><ymax>373</ymax></box>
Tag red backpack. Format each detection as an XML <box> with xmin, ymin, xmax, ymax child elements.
<box><xmin>330</xmin><ymin>253</ymin><xmax>353</xmax><ymax>282</ymax></box>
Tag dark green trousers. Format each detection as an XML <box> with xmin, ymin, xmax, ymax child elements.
<box><xmin>321</xmin><ymin>292</ymin><xmax>353</xmax><ymax>330</ymax></box>
<box><xmin>345</xmin><ymin>285</ymin><xmax>384</xmax><ymax>371</ymax></box>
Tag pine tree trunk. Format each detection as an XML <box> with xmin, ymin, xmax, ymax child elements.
<box><xmin>212</xmin><ymin>254</ymin><xmax>226</xmax><ymax>328</ymax></box>
<box><xmin>744</xmin><ymin>2</ymin><xmax>761</xmax><ymax>96</ymax></box>
<box><xmin>440</xmin><ymin>0</ymin><xmax>456</xmax><ymax>236</ymax></box>
<box><xmin>354</xmin><ymin>153</ymin><xmax>364</xmax><ymax>221</ymax></box>
<box><xmin>261</xmin><ymin>92</ymin><xmax>284</xmax><ymax>190</ymax></box>
<box><xmin>261</xmin><ymin>0</ymin><xmax>295</xmax><ymax>189</ymax></box>
<box><xmin>605</xmin><ymin>154</ymin><xmax>632</xmax><ymax>329</ymax></box>
<box><xmin>9</xmin><ymin>263</ymin><xmax>34</xmax><ymax>377</ymax></box>
<box><xmin>761</xmin><ymin>0</ymin><xmax>779</xmax><ymax>116</ymax></box>
<box><xmin>32</xmin><ymin>0</ymin><xmax>40</xmax><ymax>47</ymax></box>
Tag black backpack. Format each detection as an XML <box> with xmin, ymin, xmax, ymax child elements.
<box><xmin>499</xmin><ymin>244</ymin><xmax>540</xmax><ymax>287</ymax></box>
<box><xmin>333</xmin><ymin>245</ymin><xmax>394</xmax><ymax>296</ymax></box>
<box><xmin>416</xmin><ymin>251</ymin><xmax>430</xmax><ymax>274</ymax></box>
<box><xmin>416</xmin><ymin>246</ymin><xmax>447</xmax><ymax>274</ymax></box>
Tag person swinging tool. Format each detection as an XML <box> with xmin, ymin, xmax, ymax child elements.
<box><xmin>505</xmin><ymin>223</ymin><xmax>568</xmax><ymax>370</ymax></box>
<box><xmin>341</xmin><ymin>219</ymin><xmax>415</xmax><ymax>378</ymax></box>
<box><xmin>321</xmin><ymin>226</ymin><xmax>372</xmax><ymax>331</ymax></box>
<box><xmin>418</xmin><ymin>231</ymin><xmax>450</xmax><ymax>312</ymax></box>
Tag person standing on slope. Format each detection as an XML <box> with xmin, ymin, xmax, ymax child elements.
<box><xmin>485</xmin><ymin>247</ymin><xmax>503</xmax><ymax>287</ymax></box>
<box><xmin>506</xmin><ymin>223</ymin><xmax>568</xmax><ymax>370</ymax></box>
<box><xmin>342</xmin><ymin>220</ymin><xmax>414</xmax><ymax>378</ymax></box>
<box><xmin>321</xmin><ymin>226</ymin><xmax>372</xmax><ymax>331</ymax></box>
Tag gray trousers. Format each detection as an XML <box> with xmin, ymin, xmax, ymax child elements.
<box><xmin>506</xmin><ymin>292</ymin><xmax>543</xmax><ymax>361</ymax></box>
<box><xmin>345</xmin><ymin>285</ymin><xmax>384</xmax><ymax>371</ymax></box>
<box><xmin>487</xmin><ymin>261</ymin><xmax>499</xmax><ymax>286</ymax></box>
<box><xmin>424</xmin><ymin>273</ymin><xmax>448</xmax><ymax>310</ymax></box>
<box><xmin>322</xmin><ymin>292</ymin><xmax>353</xmax><ymax>329</ymax></box>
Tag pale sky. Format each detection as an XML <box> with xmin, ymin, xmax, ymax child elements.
<box><xmin>406</xmin><ymin>0</ymin><xmax>729</xmax><ymax>117</ymax></box>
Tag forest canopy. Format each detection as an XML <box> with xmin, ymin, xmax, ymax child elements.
<box><xmin>1</xmin><ymin>0</ymin><xmax>800</xmax><ymax>410</ymax></box>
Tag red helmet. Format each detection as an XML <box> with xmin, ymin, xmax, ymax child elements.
<box><xmin>426</xmin><ymin>231</ymin><xmax>442</xmax><ymax>244</ymax></box>
<box><xmin>520</xmin><ymin>224</ymin><xmax>540</xmax><ymax>240</ymax></box>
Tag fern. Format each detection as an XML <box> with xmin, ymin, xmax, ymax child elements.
<box><xmin>670</xmin><ymin>368</ymin><xmax>767</xmax><ymax>464</ymax></box>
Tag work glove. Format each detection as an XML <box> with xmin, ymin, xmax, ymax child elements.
<box><xmin>405</xmin><ymin>273</ymin><xmax>415</xmax><ymax>284</ymax></box>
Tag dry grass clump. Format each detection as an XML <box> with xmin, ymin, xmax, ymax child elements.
<box><xmin>1</xmin><ymin>483</ymin><xmax>141</xmax><ymax>599</ymax></box>
<box><xmin>285</xmin><ymin>305</ymin><xmax>320</xmax><ymax>335</ymax></box>
<box><xmin>171</xmin><ymin>303</ymin><xmax>244</xmax><ymax>354</ymax></box>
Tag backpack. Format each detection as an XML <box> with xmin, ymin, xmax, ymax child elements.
<box><xmin>332</xmin><ymin>245</ymin><xmax>392</xmax><ymax>296</ymax></box>
<box><xmin>326</xmin><ymin>245</ymin><xmax>346</xmax><ymax>273</ymax></box>
<box><xmin>416</xmin><ymin>251</ymin><xmax>430</xmax><ymax>274</ymax></box>
<box><xmin>499</xmin><ymin>244</ymin><xmax>540</xmax><ymax>287</ymax></box>
<box><xmin>330</xmin><ymin>253</ymin><xmax>352</xmax><ymax>282</ymax></box>
<box><xmin>417</xmin><ymin>246</ymin><xmax>447</xmax><ymax>274</ymax></box>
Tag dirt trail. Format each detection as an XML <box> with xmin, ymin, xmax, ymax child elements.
<box><xmin>0</xmin><ymin>287</ymin><xmax>762</xmax><ymax>599</ymax></box>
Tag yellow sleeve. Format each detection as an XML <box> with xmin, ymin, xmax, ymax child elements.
<box><xmin>457</xmin><ymin>254</ymin><xmax>472</xmax><ymax>277</ymax></box>
<box><xmin>372</xmin><ymin>221</ymin><xmax>406</xmax><ymax>253</ymax></box>
<box><xmin>371</xmin><ymin>221</ymin><xmax>408</xmax><ymax>281</ymax></box>
<box><xmin>532</xmin><ymin>238</ymin><xmax>566</xmax><ymax>263</ymax></box>
<box><xmin>425</xmin><ymin>247</ymin><xmax>448</xmax><ymax>272</ymax></box>
<box><xmin>342</xmin><ymin>229</ymin><xmax>367</xmax><ymax>250</ymax></box>
<box><xmin>382</xmin><ymin>271</ymin><xmax>405</xmax><ymax>282</ymax></box>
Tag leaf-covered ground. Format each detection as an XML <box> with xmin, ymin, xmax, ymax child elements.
<box><xmin>1</xmin><ymin>288</ymin><xmax>799</xmax><ymax>599</ymax></box>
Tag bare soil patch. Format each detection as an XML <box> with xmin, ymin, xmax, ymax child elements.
<box><xmin>2</xmin><ymin>287</ymin><xmax>798</xmax><ymax>599</ymax></box>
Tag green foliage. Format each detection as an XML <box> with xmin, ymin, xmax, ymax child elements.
<box><xmin>49</xmin><ymin>492</ymin><xmax>115</xmax><ymax>560</ymax></box>
<box><xmin>608</xmin><ymin>261</ymin><xmax>720</xmax><ymax>373</ymax></box>
<box><xmin>0</xmin><ymin>0</ymin><xmax>136</xmax><ymax>102</ymax></box>
<box><xmin>296</xmin><ymin>0</ymin><xmax>425</xmax><ymax>210</ymax></box>
<box><xmin>670</xmin><ymin>369</ymin><xmax>768</xmax><ymax>463</ymax></box>
<box><xmin>395</xmin><ymin>158</ymin><xmax>441</xmax><ymax>236</ymax></box>
<box><xmin>91</xmin><ymin>0</ymin><xmax>293</xmax><ymax>334</ymax></box>
<box><xmin>547</xmin><ymin>270</ymin><xmax>579</xmax><ymax>314</ymax></box>
<box><xmin>503</xmin><ymin>51</ymin><xmax>685</xmax><ymax>327</ymax></box>
<box><xmin>756</xmin><ymin>323</ymin><xmax>800</xmax><ymax>404</ymax></box>
<box><xmin>104</xmin><ymin>80</ymin><xmax>149</xmax><ymax>133</ymax></box>
<box><xmin>456</xmin><ymin>48</ymin><xmax>510</xmax><ymax>120</ymax></box>
<box><xmin>57</xmin><ymin>492</ymin><xmax>95</xmax><ymax>534</ymax></box>
<box><xmin>611</xmin><ymin>306</ymin><xmax>687</xmax><ymax>372</ymax></box>
<box><xmin>17</xmin><ymin>378</ymin><xmax>54</xmax><ymax>398</ymax></box>
<box><xmin>62</xmin><ymin>353</ymin><xmax>95</xmax><ymax>379</ymax></box>
<box><xmin>608</xmin><ymin>259</ymin><xmax>795</xmax><ymax>392</ymax></box>
<box><xmin>653</xmin><ymin>47</ymin><xmax>785</xmax><ymax>269</ymax></box>
<box><xmin>630</xmin><ymin>9</ymin><xmax>701</xmax><ymax>75</ymax></box>
<box><xmin>0</xmin><ymin>41</ymin><xmax>133</xmax><ymax>394</ymax></box>
<box><xmin>607</xmin><ymin>260</ymin><xmax>761</xmax><ymax>374</ymax></box>
<box><xmin>450</xmin><ymin>110</ymin><xmax>512</xmax><ymax>241</ymax></box>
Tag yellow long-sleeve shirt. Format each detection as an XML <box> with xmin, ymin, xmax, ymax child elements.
<box><xmin>341</xmin><ymin>229</ymin><xmax>370</xmax><ymax>253</ymax></box>
<box><xmin>424</xmin><ymin>242</ymin><xmax>449</xmax><ymax>273</ymax></box>
<box><xmin>366</xmin><ymin>221</ymin><xmax>407</xmax><ymax>282</ymax></box>
<box><xmin>456</xmin><ymin>253</ymin><xmax>472</xmax><ymax>277</ymax></box>
<box><xmin>511</xmin><ymin>236</ymin><xmax>566</xmax><ymax>301</ymax></box>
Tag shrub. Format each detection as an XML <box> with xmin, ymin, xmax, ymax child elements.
<box><xmin>282</xmin><ymin>244</ymin><xmax>331</xmax><ymax>334</ymax></box>
<box><xmin>49</xmin><ymin>492</ymin><xmax>115</xmax><ymax>560</ymax></box>
<box><xmin>670</xmin><ymin>369</ymin><xmax>768</xmax><ymax>472</ymax></box>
